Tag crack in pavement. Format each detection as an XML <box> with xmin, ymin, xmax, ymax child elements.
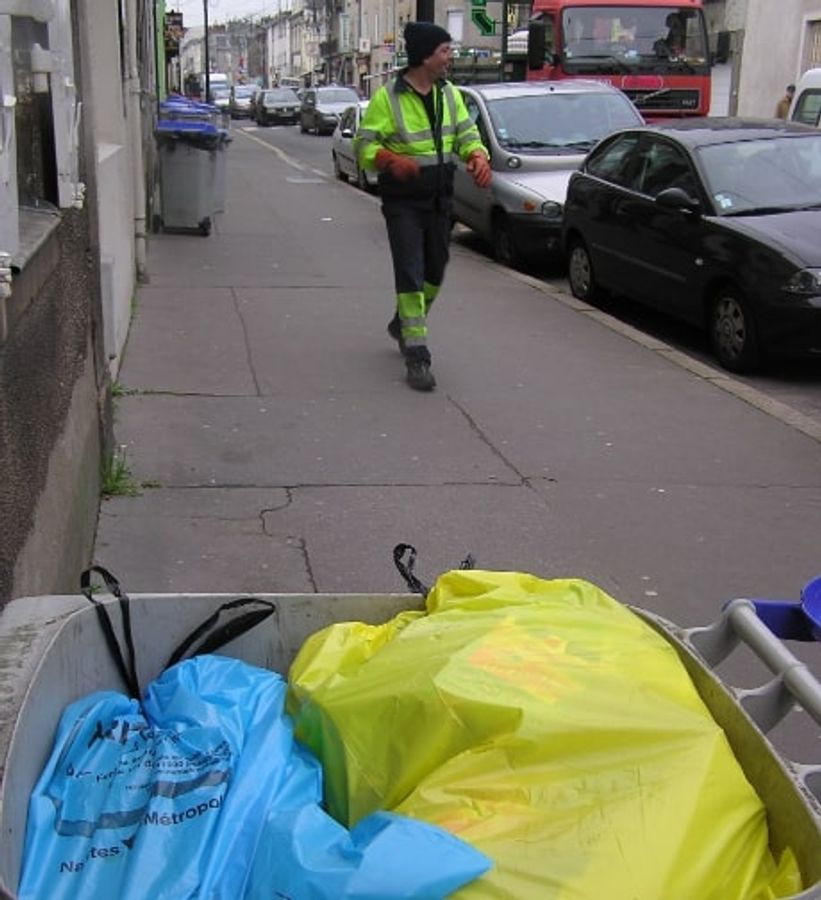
<box><xmin>231</xmin><ymin>287</ymin><xmax>262</xmax><ymax>397</ymax></box>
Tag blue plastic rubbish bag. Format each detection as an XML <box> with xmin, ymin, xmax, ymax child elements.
<box><xmin>18</xmin><ymin>655</ymin><xmax>490</xmax><ymax>900</ymax></box>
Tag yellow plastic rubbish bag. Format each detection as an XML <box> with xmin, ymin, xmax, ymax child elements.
<box><xmin>287</xmin><ymin>571</ymin><xmax>802</xmax><ymax>900</ymax></box>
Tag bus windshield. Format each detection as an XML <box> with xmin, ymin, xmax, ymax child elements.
<box><xmin>561</xmin><ymin>5</ymin><xmax>708</xmax><ymax>73</ymax></box>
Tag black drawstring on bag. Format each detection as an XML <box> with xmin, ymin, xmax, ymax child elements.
<box><xmin>165</xmin><ymin>596</ymin><xmax>276</xmax><ymax>669</ymax></box>
<box><xmin>81</xmin><ymin>566</ymin><xmax>278</xmax><ymax>699</ymax></box>
<box><xmin>81</xmin><ymin>565</ymin><xmax>141</xmax><ymax>700</ymax></box>
<box><xmin>393</xmin><ymin>543</ymin><xmax>476</xmax><ymax>597</ymax></box>
<box><xmin>393</xmin><ymin>543</ymin><xmax>430</xmax><ymax>596</ymax></box>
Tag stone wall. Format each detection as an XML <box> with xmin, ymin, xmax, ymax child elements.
<box><xmin>0</xmin><ymin>208</ymin><xmax>110</xmax><ymax>606</ymax></box>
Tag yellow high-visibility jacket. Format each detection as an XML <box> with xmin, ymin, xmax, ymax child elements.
<box><xmin>355</xmin><ymin>73</ymin><xmax>487</xmax><ymax>198</ymax></box>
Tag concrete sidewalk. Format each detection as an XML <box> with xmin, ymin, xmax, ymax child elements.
<box><xmin>94</xmin><ymin>129</ymin><xmax>820</xmax><ymax>639</ymax></box>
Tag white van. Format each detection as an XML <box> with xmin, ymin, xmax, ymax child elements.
<box><xmin>789</xmin><ymin>67</ymin><xmax>821</xmax><ymax>127</ymax></box>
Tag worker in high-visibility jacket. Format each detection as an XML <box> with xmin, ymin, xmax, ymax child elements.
<box><xmin>355</xmin><ymin>21</ymin><xmax>492</xmax><ymax>391</ymax></box>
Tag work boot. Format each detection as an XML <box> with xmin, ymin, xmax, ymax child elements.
<box><xmin>387</xmin><ymin>313</ymin><xmax>405</xmax><ymax>355</ymax></box>
<box><xmin>404</xmin><ymin>346</ymin><xmax>436</xmax><ymax>392</ymax></box>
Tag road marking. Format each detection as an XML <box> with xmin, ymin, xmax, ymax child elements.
<box><xmin>237</xmin><ymin>128</ymin><xmax>309</xmax><ymax>172</ymax></box>
<box><xmin>236</xmin><ymin>130</ymin><xmax>382</xmax><ymax>202</ymax></box>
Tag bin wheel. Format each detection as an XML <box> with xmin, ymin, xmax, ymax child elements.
<box><xmin>199</xmin><ymin>217</ymin><xmax>212</xmax><ymax>237</ymax></box>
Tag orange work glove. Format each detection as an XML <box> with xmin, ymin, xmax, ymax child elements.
<box><xmin>375</xmin><ymin>149</ymin><xmax>421</xmax><ymax>181</ymax></box>
<box><xmin>466</xmin><ymin>151</ymin><xmax>492</xmax><ymax>188</ymax></box>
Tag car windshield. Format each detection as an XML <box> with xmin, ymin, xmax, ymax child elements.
<box><xmin>697</xmin><ymin>133</ymin><xmax>821</xmax><ymax>215</ymax></box>
<box><xmin>319</xmin><ymin>88</ymin><xmax>359</xmax><ymax>104</ymax></box>
<box><xmin>265</xmin><ymin>90</ymin><xmax>299</xmax><ymax>102</ymax></box>
<box><xmin>212</xmin><ymin>89</ymin><xmax>230</xmax><ymax>99</ymax></box>
<box><xmin>234</xmin><ymin>86</ymin><xmax>255</xmax><ymax>98</ymax></box>
<box><xmin>485</xmin><ymin>92</ymin><xmax>641</xmax><ymax>152</ymax></box>
<box><xmin>561</xmin><ymin>5</ymin><xmax>709</xmax><ymax>73</ymax></box>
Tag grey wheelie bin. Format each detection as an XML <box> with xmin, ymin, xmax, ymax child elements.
<box><xmin>155</xmin><ymin>119</ymin><xmax>220</xmax><ymax>235</ymax></box>
<box><xmin>158</xmin><ymin>100</ymin><xmax>229</xmax><ymax>216</ymax></box>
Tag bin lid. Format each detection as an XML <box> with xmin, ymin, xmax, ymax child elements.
<box><xmin>155</xmin><ymin>119</ymin><xmax>220</xmax><ymax>137</ymax></box>
<box><xmin>802</xmin><ymin>576</ymin><xmax>821</xmax><ymax>641</ymax></box>
<box><xmin>161</xmin><ymin>100</ymin><xmax>218</xmax><ymax>112</ymax></box>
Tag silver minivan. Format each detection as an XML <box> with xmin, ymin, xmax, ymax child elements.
<box><xmin>453</xmin><ymin>81</ymin><xmax>644</xmax><ymax>269</ymax></box>
<box><xmin>789</xmin><ymin>68</ymin><xmax>821</xmax><ymax>128</ymax></box>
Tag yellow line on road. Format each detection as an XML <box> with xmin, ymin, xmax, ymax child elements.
<box><xmin>235</xmin><ymin>127</ymin><xmax>310</xmax><ymax>172</ymax></box>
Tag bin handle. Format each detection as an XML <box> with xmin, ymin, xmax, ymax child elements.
<box><xmin>687</xmin><ymin>591</ymin><xmax>821</xmax><ymax>732</ymax></box>
<box><xmin>684</xmin><ymin>589</ymin><xmax>821</xmax><ymax>803</ymax></box>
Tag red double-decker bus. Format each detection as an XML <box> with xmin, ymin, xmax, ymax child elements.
<box><xmin>524</xmin><ymin>0</ymin><xmax>711</xmax><ymax>118</ymax></box>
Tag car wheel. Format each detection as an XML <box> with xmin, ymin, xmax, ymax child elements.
<box><xmin>333</xmin><ymin>152</ymin><xmax>347</xmax><ymax>182</ymax></box>
<box><xmin>709</xmin><ymin>288</ymin><xmax>760</xmax><ymax>373</ymax></box>
<box><xmin>567</xmin><ymin>238</ymin><xmax>600</xmax><ymax>302</ymax></box>
<box><xmin>491</xmin><ymin>213</ymin><xmax>524</xmax><ymax>269</ymax></box>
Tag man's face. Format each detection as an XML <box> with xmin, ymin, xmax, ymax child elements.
<box><xmin>423</xmin><ymin>42</ymin><xmax>452</xmax><ymax>79</ymax></box>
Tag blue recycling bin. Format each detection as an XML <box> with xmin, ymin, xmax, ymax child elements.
<box><xmin>155</xmin><ymin>119</ymin><xmax>220</xmax><ymax>235</ymax></box>
<box><xmin>159</xmin><ymin>98</ymin><xmax>221</xmax><ymax>126</ymax></box>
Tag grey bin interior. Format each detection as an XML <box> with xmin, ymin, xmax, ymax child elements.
<box><xmin>0</xmin><ymin>591</ymin><xmax>422</xmax><ymax>895</ymax></box>
<box><xmin>0</xmin><ymin>592</ymin><xmax>819</xmax><ymax>898</ymax></box>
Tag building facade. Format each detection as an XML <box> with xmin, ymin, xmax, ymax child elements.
<box><xmin>736</xmin><ymin>0</ymin><xmax>821</xmax><ymax>116</ymax></box>
<box><xmin>0</xmin><ymin>0</ymin><xmax>159</xmax><ymax>605</ymax></box>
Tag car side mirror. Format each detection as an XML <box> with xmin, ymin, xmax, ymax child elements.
<box><xmin>341</xmin><ymin>127</ymin><xmax>353</xmax><ymax>138</ymax></box>
<box><xmin>655</xmin><ymin>187</ymin><xmax>701</xmax><ymax>213</ymax></box>
<box><xmin>527</xmin><ymin>22</ymin><xmax>546</xmax><ymax>70</ymax></box>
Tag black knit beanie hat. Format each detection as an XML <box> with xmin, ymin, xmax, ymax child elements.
<box><xmin>405</xmin><ymin>21</ymin><xmax>453</xmax><ymax>67</ymax></box>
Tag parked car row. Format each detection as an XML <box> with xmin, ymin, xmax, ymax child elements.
<box><xmin>229</xmin><ymin>84</ymin><xmax>257</xmax><ymax>119</ymax></box>
<box><xmin>319</xmin><ymin>79</ymin><xmax>821</xmax><ymax>374</ymax></box>
<box><xmin>563</xmin><ymin>119</ymin><xmax>821</xmax><ymax>373</ymax></box>
<box><xmin>300</xmin><ymin>85</ymin><xmax>361</xmax><ymax>135</ymax></box>
<box><xmin>331</xmin><ymin>101</ymin><xmax>378</xmax><ymax>191</ymax></box>
<box><xmin>245</xmin><ymin>83</ymin><xmax>363</xmax><ymax>135</ymax></box>
<box><xmin>255</xmin><ymin>88</ymin><xmax>301</xmax><ymax>126</ymax></box>
<box><xmin>451</xmin><ymin>81</ymin><xmax>644</xmax><ymax>270</ymax></box>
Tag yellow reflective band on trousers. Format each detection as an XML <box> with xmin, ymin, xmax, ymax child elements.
<box><xmin>423</xmin><ymin>281</ymin><xmax>440</xmax><ymax>312</ymax></box>
<box><xmin>397</xmin><ymin>293</ymin><xmax>427</xmax><ymax>346</ymax></box>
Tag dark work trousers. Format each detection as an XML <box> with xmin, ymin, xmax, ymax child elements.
<box><xmin>381</xmin><ymin>194</ymin><xmax>453</xmax><ymax>352</ymax></box>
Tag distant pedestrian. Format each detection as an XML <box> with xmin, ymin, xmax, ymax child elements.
<box><xmin>775</xmin><ymin>83</ymin><xmax>795</xmax><ymax>119</ymax></box>
<box><xmin>354</xmin><ymin>21</ymin><xmax>492</xmax><ymax>391</ymax></box>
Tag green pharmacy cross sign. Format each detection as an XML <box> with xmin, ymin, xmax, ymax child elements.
<box><xmin>471</xmin><ymin>0</ymin><xmax>496</xmax><ymax>36</ymax></box>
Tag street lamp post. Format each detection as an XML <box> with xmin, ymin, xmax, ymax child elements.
<box><xmin>501</xmin><ymin>0</ymin><xmax>508</xmax><ymax>81</ymax></box>
<box><xmin>203</xmin><ymin>0</ymin><xmax>210</xmax><ymax>100</ymax></box>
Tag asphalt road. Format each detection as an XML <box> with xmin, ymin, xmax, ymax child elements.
<box><xmin>242</xmin><ymin>120</ymin><xmax>821</xmax><ymax>430</ymax></box>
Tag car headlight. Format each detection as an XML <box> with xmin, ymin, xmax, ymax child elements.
<box><xmin>540</xmin><ymin>201</ymin><xmax>563</xmax><ymax>219</ymax></box>
<box><xmin>784</xmin><ymin>268</ymin><xmax>821</xmax><ymax>295</ymax></box>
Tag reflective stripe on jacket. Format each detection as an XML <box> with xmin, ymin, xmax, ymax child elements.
<box><xmin>355</xmin><ymin>74</ymin><xmax>486</xmax><ymax>182</ymax></box>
